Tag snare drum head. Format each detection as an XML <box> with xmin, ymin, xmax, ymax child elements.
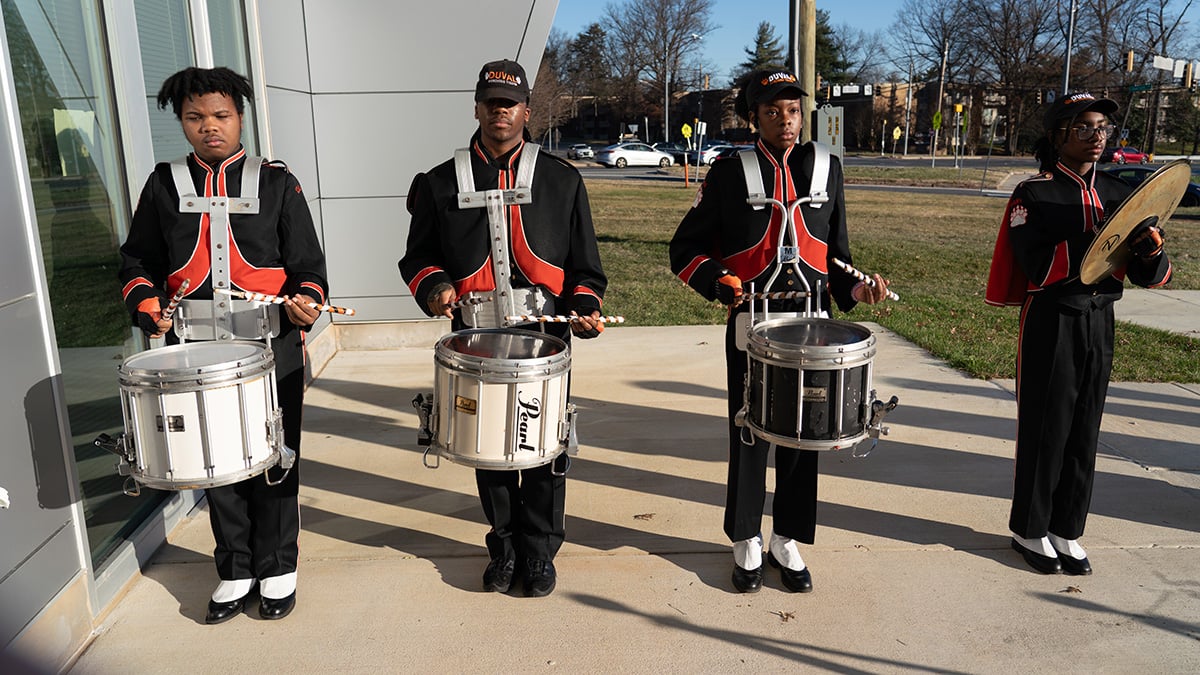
<box><xmin>121</xmin><ymin>341</ymin><xmax>268</xmax><ymax>375</ymax></box>
<box><xmin>753</xmin><ymin>317</ymin><xmax>871</xmax><ymax>347</ymax></box>
<box><xmin>440</xmin><ymin>329</ymin><xmax>566</xmax><ymax>360</ymax></box>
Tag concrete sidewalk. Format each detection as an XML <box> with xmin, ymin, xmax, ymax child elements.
<box><xmin>67</xmin><ymin>320</ymin><xmax>1200</xmax><ymax>673</ymax></box>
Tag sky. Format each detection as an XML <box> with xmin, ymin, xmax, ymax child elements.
<box><xmin>550</xmin><ymin>0</ymin><xmax>901</xmax><ymax>84</ymax></box>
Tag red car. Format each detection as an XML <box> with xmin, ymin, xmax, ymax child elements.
<box><xmin>1100</xmin><ymin>146</ymin><xmax>1148</xmax><ymax>164</ymax></box>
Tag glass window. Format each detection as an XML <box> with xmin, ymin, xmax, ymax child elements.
<box><xmin>2</xmin><ymin>0</ymin><xmax>167</xmax><ymax>567</ymax></box>
<box><xmin>206</xmin><ymin>0</ymin><xmax>257</xmax><ymax>153</ymax></box>
<box><xmin>134</xmin><ymin>0</ymin><xmax>194</xmax><ymax>160</ymax></box>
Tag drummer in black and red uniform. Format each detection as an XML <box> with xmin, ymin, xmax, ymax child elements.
<box><xmin>669</xmin><ymin>69</ymin><xmax>890</xmax><ymax>594</ymax></box>
<box><xmin>119</xmin><ymin>67</ymin><xmax>328</xmax><ymax>622</ymax></box>
<box><xmin>399</xmin><ymin>59</ymin><xmax>606</xmax><ymax>597</ymax></box>
<box><xmin>986</xmin><ymin>92</ymin><xmax>1171</xmax><ymax>575</ymax></box>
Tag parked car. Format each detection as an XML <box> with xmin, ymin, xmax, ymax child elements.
<box><xmin>1100</xmin><ymin>145</ymin><xmax>1149</xmax><ymax>164</ymax></box>
<box><xmin>594</xmin><ymin>142</ymin><xmax>673</xmax><ymax>168</ymax></box>
<box><xmin>710</xmin><ymin>145</ymin><xmax>749</xmax><ymax>163</ymax></box>
<box><xmin>651</xmin><ymin>142</ymin><xmax>689</xmax><ymax>163</ymax></box>
<box><xmin>1102</xmin><ymin>165</ymin><xmax>1200</xmax><ymax>207</ymax></box>
<box><xmin>685</xmin><ymin>144</ymin><xmax>734</xmax><ymax>165</ymax></box>
<box><xmin>566</xmin><ymin>143</ymin><xmax>594</xmax><ymax>160</ymax></box>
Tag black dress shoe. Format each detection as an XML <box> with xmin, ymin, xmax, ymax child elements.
<box><xmin>767</xmin><ymin>552</ymin><xmax>813</xmax><ymax>593</ymax></box>
<box><xmin>1011</xmin><ymin>539</ymin><xmax>1062</xmax><ymax>574</ymax></box>
<box><xmin>483</xmin><ymin>556</ymin><xmax>516</xmax><ymax>593</ymax></box>
<box><xmin>205</xmin><ymin>595</ymin><xmax>248</xmax><ymax>624</ymax></box>
<box><xmin>524</xmin><ymin>559</ymin><xmax>556</xmax><ymax>597</ymax></box>
<box><xmin>259</xmin><ymin>591</ymin><xmax>296</xmax><ymax>620</ymax></box>
<box><xmin>731</xmin><ymin>564</ymin><xmax>763</xmax><ymax>593</ymax></box>
<box><xmin>1058</xmin><ymin>554</ymin><xmax>1092</xmax><ymax>576</ymax></box>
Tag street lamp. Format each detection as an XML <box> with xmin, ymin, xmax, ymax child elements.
<box><xmin>665</xmin><ymin>33</ymin><xmax>702</xmax><ymax>143</ymax></box>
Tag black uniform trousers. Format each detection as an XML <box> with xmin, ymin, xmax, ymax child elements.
<box><xmin>204</xmin><ymin>324</ymin><xmax>304</xmax><ymax>581</ymax></box>
<box><xmin>1009</xmin><ymin>293</ymin><xmax>1113</xmax><ymax>541</ymax></box>
<box><xmin>459</xmin><ymin>317</ymin><xmax>570</xmax><ymax>563</ymax></box>
<box><xmin>723</xmin><ymin>305</ymin><xmax>819</xmax><ymax>545</ymax></box>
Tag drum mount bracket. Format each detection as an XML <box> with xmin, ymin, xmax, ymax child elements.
<box><xmin>94</xmin><ymin>432</ymin><xmax>142</xmax><ymax>496</ymax></box>
<box><xmin>858</xmin><ymin>392</ymin><xmax>900</xmax><ymax>458</ymax></box>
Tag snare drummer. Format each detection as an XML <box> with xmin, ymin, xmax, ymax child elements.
<box><xmin>118</xmin><ymin>67</ymin><xmax>328</xmax><ymax>622</ymax></box>
<box><xmin>669</xmin><ymin>69</ymin><xmax>890</xmax><ymax>594</ymax></box>
<box><xmin>399</xmin><ymin>59</ymin><xmax>606</xmax><ymax>597</ymax></box>
<box><xmin>986</xmin><ymin>92</ymin><xmax>1172</xmax><ymax>575</ymax></box>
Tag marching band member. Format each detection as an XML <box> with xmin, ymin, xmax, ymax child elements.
<box><xmin>399</xmin><ymin>59</ymin><xmax>606</xmax><ymax>597</ymax></box>
<box><xmin>118</xmin><ymin>67</ymin><xmax>328</xmax><ymax>622</ymax></box>
<box><xmin>987</xmin><ymin>92</ymin><xmax>1172</xmax><ymax>575</ymax></box>
<box><xmin>669</xmin><ymin>69</ymin><xmax>889</xmax><ymax>594</ymax></box>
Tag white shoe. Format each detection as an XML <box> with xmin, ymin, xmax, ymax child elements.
<box><xmin>1048</xmin><ymin>533</ymin><xmax>1087</xmax><ymax>560</ymax></box>
<box><xmin>211</xmin><ymin>578</ymin><xmax>255</xmax><ymax>603</ymax></box>
<box><xmin>1011</xmin><ymin>531</ymin><xmax>1056</xmax><ymax>558</ymax></box>
<box><xmin>768</xmin><ymin>532</ymin><xmax>806</xmax><ymax>571</ymax></box>
<box><xmin>260</xmin><ymin>571</ymin><xmax>297</xmax><ymax>600</ymax></box>
<box><xmin>732</xmin><ymin>534</ymin><xmax>763</xmax><ymax>570</ymax></box>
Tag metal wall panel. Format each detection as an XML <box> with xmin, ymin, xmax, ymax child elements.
<box><xmin>255</xmin><ymin>0</ymin><xmax>311</xmax><ymax>93</ymax></box>
<box><xmin>319</xmin><ymin>196</ymin><xmax>413</xmax><ymax>321</ymax></box>
<box><xmin>304</xmin><ymin>1</ymin><xmax>539</xmax><ymax>93</ymax></box>
<box><xmin>265</xmin><ymin>86</ymin><xmax>320</xmax><ymax>196</ymax></box>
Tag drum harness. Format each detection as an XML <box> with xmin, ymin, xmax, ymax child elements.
<box><xmin>733</xmin><ymin>144</ymin><xmax>898</xmax><ymax>456</ymax></box>
<box><xmin>412</xmin><ymin>143</ymin><xmax>577</xmax><ymax>474</ymax></box>
<box><xmin>96</xmin><ymin>158</ymin><xmax>294</xmax><ymax>492</ymax></box>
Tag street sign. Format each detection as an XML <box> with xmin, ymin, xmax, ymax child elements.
<box><xmin>681</xmin><ymin>123</ymin><xmax>692</xmax><ymax>139</ymax></box>
<box><xmin>892</xmin><ymin>126</ymin><xmax>902</xmax><ymax>141</ymax></box>
<box><xmin>932</xmin><ymin>110</ymin><xmax>943</xmax><ymax>130</ymax></box>
<box><xmin>1129</xmin><ymin>84</ymin><xmax>1152</xmax><ymax>92</ymax></box>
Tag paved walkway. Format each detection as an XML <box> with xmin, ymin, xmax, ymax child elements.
<box><xmin>67</xmin><ymin>317</ymin><xmax>1200</xmax><ymax>673</ymax></box>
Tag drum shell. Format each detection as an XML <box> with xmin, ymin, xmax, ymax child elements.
<box><xmin>432</xmin><ymin>329</ymin><xmax>571</xmax><ymax>469</ymax></box>
<box><xmin>117</xmin><ymin>341</ymin><xmax>282</xmax><ymax>489</ymax></box>
<box><xmin>745</xmin><ymin>317</ymin><xmax>875</xmax><ymax>450</ymax></box>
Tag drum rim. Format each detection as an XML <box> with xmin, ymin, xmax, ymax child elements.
<box><xmin>119</xmin><ymin>341</ymin><xmax>275</xmax><ymax>389</ymax></box>
<box><xmin>743</xmin><ymin>420</ymin><xmax>869</xmax><ymax>451</ymax></box>
<box><xmin>436</xmin><ymin>328</ymin><xmax>571</xmax><ymax>378</ymax></box>
<box><xmin>432</xmin><ymin>442</ymin><xmax>565</xmax><ymax>469</ymax></box>
<box><xmin>127</xmin><ymin>451</ymin><xmax>281</xmax><ymax>490</ymax></box>
<box><xmin>747</xmin><ymin>316</ymin><xmax>876</xmax><ymax>365</ymax></box>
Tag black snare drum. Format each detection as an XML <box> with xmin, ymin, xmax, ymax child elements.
<box><xmin>743</xmin><ymin>317</ymin><xmax>876</xmax><ymax>451</ymax></box>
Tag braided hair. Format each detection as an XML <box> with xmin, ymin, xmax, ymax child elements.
<box><xmin>156</xmin><ymin>67</ymin><xmax>253</xmax><ymax>119</ymax></box>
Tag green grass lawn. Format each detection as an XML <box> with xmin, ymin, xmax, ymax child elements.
<box><xmin>587</xmin><ymin>176</ymin><xmax>1199</xmax><ymax>382</ymax></box>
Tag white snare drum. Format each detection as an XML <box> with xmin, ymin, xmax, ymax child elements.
<box><xmin>740</xmin><ymin>317</ymin><xmax>877</xmax><ymax>451</ymax></box>
<box><xmin>424</xmin><ymin>328</ymin><xmax>574</xmax><ymax>470</ymax></box>
<box><xmin>112</xmin><ymin>341</ymin><xmax>284</xmax><ymax>490</ymax></box>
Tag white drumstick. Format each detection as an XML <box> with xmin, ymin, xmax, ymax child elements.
<box><xmin>160</xmin><ymin>278</ymin><xmax>190</xmax><ymax>322</ymax></box>
<box><xmin>742</xmin><ymin>290</ymin><xmax>809</xmax><ymax>301</ymax></box>
<box><xmin>832</xmin><ymin>259</ymin><xmax>900</xmax><ymax>302</ymax></box>
<box><xmin>506</xmin><ymin>315</ymin><xmax>625</xmax><ymax>324</ymax></box>
<box><xmin>448</xmin><ymin>296</ymin><xmax>492</xmax><ymax>310</ymax></box>
<box><xmin>216</xmin><ymin>288</ymin><xmax>357</xmax><ymax>316</ymax></box>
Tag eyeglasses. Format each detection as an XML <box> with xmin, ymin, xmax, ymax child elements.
<box><xmin>1062</xmin><ymin>124</ymin><xmax>1116</xmax><ymax>141</ymax></box>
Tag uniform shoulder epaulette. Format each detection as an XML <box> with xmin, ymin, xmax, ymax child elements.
<box><xmin>1020</xmin><ymin>171</ymin><xmax>1054</xmax><ymax>185</ymax></box>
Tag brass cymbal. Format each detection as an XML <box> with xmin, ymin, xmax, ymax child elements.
<box><xmin>1080</xmin><ymin>159</ymin><xmax>1190</xmax><ymax>284</ymax></box>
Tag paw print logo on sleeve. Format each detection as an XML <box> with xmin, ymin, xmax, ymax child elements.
<box><xmin>1009</xmin><ymin>204</ymin><xmax>1027</xmax><ymax>228</ymax></box>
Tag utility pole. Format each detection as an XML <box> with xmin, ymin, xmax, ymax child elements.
<box><xmin>790</xmin><ymin>0</ymin><xmax>816</xmax><ymax>143</ymax></box>
<box><xmin>903</xmin><ymin>59</ymin><xmax>913</xmax><ymax>156</ymax></box>
<box><xmin>1061</xmin><ymin>0</ymin><xmax>1077</xmax><ymax>94</ymax></box>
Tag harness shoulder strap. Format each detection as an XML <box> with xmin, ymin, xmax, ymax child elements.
<box><xmin>169</xmin><ymin>159</ymin><xmax>202</xmax><ymax>212</ymax></box>
<box><xmin>739</xmin><ymin>149</ymin><xmax>766</xmax><ymax>211</ymax></box>
<box><xmin>453</xmin><ymin>148</ymin><xmax>475</xmax><ymax>194</ymax></box>
<box><xmin>514</xmin><ymin>143</ymin><xmax>539</xmax><ymax>190</ymax></box>
<box><xmin>807</xmin><ymin>141</ymin><xmax>831</xmax><ymax>208</ymax></box>
<box><xmin>240</xmin><ymin>156</ymin><xmax>263</xmax><ymax>199</ymax></box>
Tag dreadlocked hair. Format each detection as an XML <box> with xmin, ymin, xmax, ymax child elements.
<box><xmin>1032</xmin><ymin>135</ymin><xmax>1057</xmax><ymax>173</ymax></box>
<box><xmin>156</xmin><ymin>67</ymin><xmax>253</xmax><ymax>119</ymax></box>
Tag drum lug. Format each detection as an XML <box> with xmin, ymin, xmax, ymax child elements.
<box><xmin>412</xmin><ymin>393</ymin><xmax>434</xmax><ymax>447</ymax></box>
<box><xmin>266</xmin><ymin>409</ymin><xmax>284</xmax><ymax>451</ymax></box>
<box><xmin>561</xmin><ymin>403</ymin><xmax>579</xmax><ymax>455</ymax></box>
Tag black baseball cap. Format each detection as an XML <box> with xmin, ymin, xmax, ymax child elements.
<box><xmin>475</xmin><ymin>59</ymin><xmax>530</xmax><ymax>103</ymax></box>
<box><xmin>745</xmin><ymin>69</ymin><xmax>808</xmax><ymax>107</ymax></box>
<box><xmin>1043</xmin><ymin>91</ymin><xmax>1117</xmax><ymax>132</ymax></box>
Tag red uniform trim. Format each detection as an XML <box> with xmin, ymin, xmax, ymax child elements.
<box><xmin>122</xmin><ymin>277</ymin><xmax>153</xmax><ymax>300</ymax></box>
<box><xmin>677</xmin><ymin>255</ymin><xmax>708</xmax><ymax>285</ymax></box>
<box><xmin>408</xmin><ymin>266</ymin><xmax>444</xmax><ymax>295</ymax></box>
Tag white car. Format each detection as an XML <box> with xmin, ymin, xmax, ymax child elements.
<box><xmin>567</xmin><ymin>143</ymin><xmax>594</xmax><ymax>159</ymax></box>
<box><xmin>594</xmin><ymin>142</ymin><xmax>673</xmax><ymax>168</ymax></box>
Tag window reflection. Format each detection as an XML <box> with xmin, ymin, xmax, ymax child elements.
<box><xmin>3</xmin><ymin>0</ymin><xmax>166</xmax><ymax>567</ymax></box>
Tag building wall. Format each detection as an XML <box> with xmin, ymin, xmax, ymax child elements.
<box><xmin>258</xmin><ymin>0</ymin><xmax>556</xmax><ymax>324</ymax></box>
<box><xmin>0</xmin><ymin>0</ymin><xmax>558</xmax><ymax>669</ymax></box>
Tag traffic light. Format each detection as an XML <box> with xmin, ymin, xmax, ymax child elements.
<box><xmin>1125</xmin><ymin>49</ymin><xmax>1135</xmax><ymax>72</ymax></box>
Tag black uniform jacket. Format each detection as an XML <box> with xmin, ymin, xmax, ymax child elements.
<box><xmin>669</xmin><ymin>139</ymin><xmax>858</xmax><ymax>313</ymax></box>
<box><xmin>400</xmin><ymin>134</ymin><xmax>606</xmax><ymax>316</ymax></box>
<box><xmin>119</xmin><ymin>148</ymin><xmax>329</xmax><ymax>318</ymax></box>
<box><xmin>986</xmin><ymin>162</ymin><xmax>1172</xmax><ymax>310</ymax></box>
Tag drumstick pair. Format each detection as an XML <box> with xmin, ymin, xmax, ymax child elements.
<box><xmin>832</xmin><ymin>259</ymin><xmax>900</xmax><ymax>302</ymax></box>
<box><xmin>507</xmin><ymin>315</ymin><xmax>625</xmax><ymax>324</ymax></box>
<box><xmin>215</xmin><ymin>288</ymin><xmax>357</xmax><ymax>316</ymax></box>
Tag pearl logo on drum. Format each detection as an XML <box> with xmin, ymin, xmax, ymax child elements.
<box><xmin>516</xmin><ymin>393</ymin><xmax>542</xmax><ymax>453</ymax></box>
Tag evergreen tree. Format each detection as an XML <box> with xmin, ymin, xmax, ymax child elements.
<box><xmin>730</xmin><ymin>21</ymin><xmax>786</xmax><ymax>84</ymax></box>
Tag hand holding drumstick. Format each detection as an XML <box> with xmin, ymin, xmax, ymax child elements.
<box><xmin>834</xmin><ymin>259</ymin><xmax>899</xmax><ymax>303</ymax></box>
